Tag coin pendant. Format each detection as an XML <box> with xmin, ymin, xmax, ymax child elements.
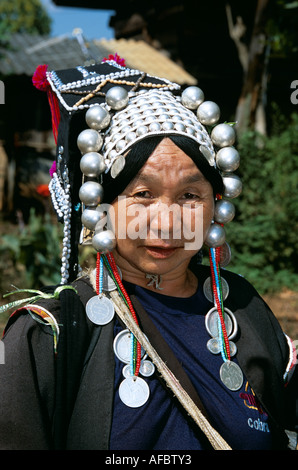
<box><xmin>103</xmin><ymin>265</ymin><xmax>122</xmax><ymax>291</ymax></box>
<box><xmin>203</xmin><ymin>276</ymin><xmax>229</xmax><ymax>303</ymax></box>
<box><xmin>205</xmin><ymin>307</ymin><xmax>233</xmax><ymax>338</ymax></box>
<box><xmin>220</xmin><ymin>361</ymin><xmax>243</xmax><ymax>391</ymax></box>
<box><xmin>85</xmin><ymin>295</ymin><xmax>115</xmax><ymax>325</ymax></box>
<box><xmin>122</xmin><ymin>364</ymin><xmax>131</xmax><ymax>378</ymax></box>
<box><xmin>119</xmin><ymin>376</ymin><xmax>150</xmax><ymax>408</ymax></box>
<box><xmin>139</xmin><ymin>359</ymin><xmax>155</xmax><ymax>377</ymax></box>
<box><xmin>207</xmin><ymin>337</ymin><xmax>221</xmax><ymax>354</ymax></box>
<box><xmin>219</xmin><ymin>242</ymin><xmax>232</xmax><ymax>268</ymax></box>
<box><xmin>113</xmin><ymin>329</ymin><xmax>147</xmax><ymax>364</ymax></box>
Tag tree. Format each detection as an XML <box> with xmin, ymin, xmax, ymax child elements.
<box><xmin>0</xmin><ymin>0</ymin><xmax>52</xmax><ymax>42</ymax></box>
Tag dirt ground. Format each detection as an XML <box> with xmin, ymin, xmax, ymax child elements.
<box><xmin>263</xmin><ymin>290</ymin><xmax>298</xmax><ymax>340</ymax></box>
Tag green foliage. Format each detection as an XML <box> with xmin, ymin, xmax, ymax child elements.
<box><xmin>0</xmin><ymin>210</ymin><xmax>62</xmax><ymax>289</ymax></box>
<box><xmin>0</xmin><ymin>0</ymin><xmax>52</xmax><ymax>42</ymax></box>
<box><xmin>225</xmin><ymin>112</ymin><xmax>298</xmax><ymax>293</ymax></box>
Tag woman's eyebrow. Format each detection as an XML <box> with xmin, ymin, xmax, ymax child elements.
<box><xmin>131</xmin><ymin>172</ymin><xmax>207</xmax><ymax>186</ymax></box>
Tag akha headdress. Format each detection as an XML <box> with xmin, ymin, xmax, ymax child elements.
<box><xmin>33</xmin><ymin>58</ymin><xmax>242</xmax><ymax>285</ymax></box>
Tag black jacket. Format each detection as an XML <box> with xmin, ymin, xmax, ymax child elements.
<box><xmin>0</xmin><ymin>265</ymin><xmax>297</xmax><ymax>450</ymax></box>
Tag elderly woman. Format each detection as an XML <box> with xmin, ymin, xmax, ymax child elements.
<box><xmin>0</xmin><ymin>60</ymin><xmax>297</xmax><ymax>451</ymax></box>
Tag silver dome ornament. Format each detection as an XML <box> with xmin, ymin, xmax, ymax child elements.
<box><xmin>85</xmin><ymin>105</ymin><xmax>111</xmax><ymax>130</ymax></box>
<box><xmin>211</xmin><ymin>123</ymin><xmax>236</xmax><ymax>148</ymax></box>
<box><xmin>92</xmin><ymin>229</ymin><xmax>116</xmax><ymax>254</ymax></box>
<box><xmin>222</xmin><ymin>174</ymin><xmax>243</xmax><ymax>199</ymax></box>
<box><xmin>79</xmin><ymin>181</ymin><xmax>104</xmax><ymax>206</ymax></box>
<box><xmin>204</xmin><ymin>223</ymin><xmax>226</xmax><ymax>248</ymax></box>
<box><xmin>81</xmin><ymin>206</ymin><xmax>106</xmax><ymax>231</ymax></box>
<box><xmin>106</xmin><ymin>86</ymin><xmax>129</xmax><ymax>110</ymax></box>
<box><xmin>197</xmin><ymin>101</ymin><xmax>220</xmax><ymax>126</ymax></box>
<box><xmin>77</xmin><ymin>129</ymin><xmax>103</xmax><ymax>154</ymax></box>
<box><xmin>214</xmin><ymin>199</ymin><xmax>235</xmax><ymax>224</ymax></box>
<box><xmin>80</xmin><ymin>152</ymin><xmax>106</xmax><ymax>177</ymax></box>
<box><xmin>181</xmin><ymin>86</ymin><xmax>204</xmax><ymax>109</ymax></box>
<box><xmin>216</xmin><ymin>147</ymin><xmax>240</xmax><ymax>172</ymax></box>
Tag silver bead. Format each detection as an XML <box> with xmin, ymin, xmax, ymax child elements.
<box><xmin>149</xmin><ymin>122</ymin><xmax>161</xmax><ymax>132</ymax></box>
<box><xmin>92</xmin><ymin>229</ymin><xmax>116</xmax><ymax>253</ymax></box>
<box><xmin>211</xmin><ymin>124</ymin><xmax>236</xmax><ymax>148</ymax></box>
<box><xmin>214</xmin><ymin>199</ymin><xmax>235</xmax><ymax>224</ymax></box>
<box><xmin>204</xmin><ymin>223</ymin><xmax>226</xmax><ymax>247</ymax></box>
<box><xmin>77</xmin><ymin>129</ymin><xmax>103</xmax><ymax>154</ymax></box>
<box><xmin>106</xmin><ymin>86</ymin><xmax>129</xmax><ymax>110</ymax></box>
<box><xmin>80</xmin><ymin>152</ymin><xmax>106</xmax><ymax>177</ymax></box>
<box><xmin>197</xmin><ymin>101</ymin><xmax>220</xmax><ymax>125</ymax></box>
<box><xmin>136</xmin><ymin>125</ymin><xmax>149</xmax><ymax>136</ymax></box>
<box><xmin>222</xmin><ymin>174</ymin><xmax>242</xmax><ymax>199</ymax></box>
<box><xmin>216</xmin><ymin>147</ymin><xmax>240</xmax><ymax>172</ymax></box>
<box><xmin>162</xmin><ymin>121</ymin><xmax>174</xmax><ymax>131</ymax></box>
<box><xmin>181</xmin><ymin>86</ymin><xmax>204</xmax><ymax>109</ymax></box>
<box><xmin>85</xmin><ymin>105</ymin><xmax>111</xmax><ymax>130</ymax></box>
<box><xmin>81</xmin><ymin>206</ymin><xmax>106</xmax><ymax>230</ymax></box>
<box><xmin>79</xmin><ymin>181</ymin><xmax>104</xmax><ymax>206</ymax></box>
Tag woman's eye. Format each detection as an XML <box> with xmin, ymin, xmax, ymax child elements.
<box><xmin>133</xmin><ymin>191</ymin><xmax>152</xmax><ymax>198</ymax></box>
<box><xmin>183</xmin><ymin>193</ymin><xmax>200</xmax><ymax>200</ymax></box>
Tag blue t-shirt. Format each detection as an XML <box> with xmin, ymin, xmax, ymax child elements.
<box><xmin>109</xmin><ymin>282</ymin><xmax>272</xmax><ymax>450</ymax></box>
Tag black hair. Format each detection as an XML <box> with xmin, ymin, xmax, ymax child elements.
<box><xmin>102</xmin><ymin>135</ymin><xmax>223</xmax><ymax>204</ymax></box>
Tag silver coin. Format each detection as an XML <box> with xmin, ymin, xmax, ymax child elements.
<box><xmin>220</xmin><ymin>361</ymin><xmax>243</xmax><ymax>391</ymax></box>
<box><xmin>113</xmin><ymin>329</ymin><xmax>132</xmax><ymax>363</ymax></box>
<box><xmin>205</xmin><ymin>307</ymin><xmax>233</xmax><ymax>338</ymax></box>
<box><xmin>203</xmin><ymin>276</ymin><xmax>229</xmax><ymax>303</ymax></box>
<box><xmin>113</xmin><ymin>329</ymin><xmax>147</xmax><ymax>364</ymax></box>
<box><xmin>139</xmin><ymin>359</ymin><xmax>155</xmax><ymax>377</ymax></box>
<box><xmin>85</xmin><ymin>295</ymin><xmax>115</xmax><ymax>325</ymax></box>
<box><xmin>122</xmin><ymin>364</ymin><xmax>132</xmax><ymax>378</ymax></box>
<box><xmin>219</xmin><ymin>242</ymin><xmax>232</xmax><ymax>268</ymax></box>
<box><xmin>229</xmin><ymin>340</ymin><xmax>237</xmax><ymax>357</ymax></box>
<box><xmin>119</xmin><ymin>376</ymin><xmax>150</xmax><ymax>408</ymax></box>
<box><xmin>207</xmin><ymin>337</ymin><xmax>221</xmax><ymax>354</ymax></box>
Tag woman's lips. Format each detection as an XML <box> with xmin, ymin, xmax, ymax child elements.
<box><xmin>144</xmin><ymin>246</ymin><xmax>180</xmax><ymax>259</ymax></box>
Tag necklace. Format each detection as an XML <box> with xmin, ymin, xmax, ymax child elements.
<box><xmin>88</xmin><ymin>252</ymin><xmax>154</xmax><ymax>407</ymax></box>
<box><xmin>204</xmin><ymin>247</ymin><xmax>243</xmax><ymax>391</ymax></box>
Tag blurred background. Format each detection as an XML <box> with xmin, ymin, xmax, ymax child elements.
<box><xmin>0</xmin><ymin>0</ymin><xmax>297</xmax><ymax>336</ymax></box>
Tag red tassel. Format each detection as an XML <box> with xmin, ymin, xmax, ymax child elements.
<box><xmin>32</xmin><ymin>64</ymin><xmax>60</xmax><ymax>144</ymax></box>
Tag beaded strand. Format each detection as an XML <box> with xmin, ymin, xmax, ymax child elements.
<box><xmin>101</xmin><ymin>252</ymin><xmax>142</xmax><ymax>376</ymax></box>
<box><xmin>209</xmin><ymin>247</ymin><xmax>231</xmax><ymax>362</ymax></box>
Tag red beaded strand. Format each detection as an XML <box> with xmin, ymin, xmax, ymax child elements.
<box><xmin>209</xmin><ymin>247</ymin><xmax>231</xmax><ymax>360</ymax></box>
<box><xmin>106</xmin><ymin>252</ymin><xmax>142</xmax><ymax>376</ymax></box>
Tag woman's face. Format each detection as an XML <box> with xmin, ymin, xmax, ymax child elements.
<box><xmin>108</xmin><ymin>138</ymin><xmax>214</xmax><ymax>279</ymax></box>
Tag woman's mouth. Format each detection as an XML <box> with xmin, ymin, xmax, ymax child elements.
<box><xmin>144</xmin><ymin>246</ymin><xmax>180</xmax><ymax>259</ymax></box>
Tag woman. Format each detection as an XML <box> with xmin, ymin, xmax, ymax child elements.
<box><xmin>0</xmin><ymin>60</ymin><xmax>297</xmax><ymax>451</ymax></box>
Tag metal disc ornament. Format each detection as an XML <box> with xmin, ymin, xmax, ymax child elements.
<box><xmin>219</xmin><ymin>242</ymin><xmax>232</xmax><ymax>268</ymax></box>
<box><xmin>113</xmin><ymin>329</ymin><xmax>147</xmax><ymax>364</ymax></box>
<box><xmin>111</xmin><ymin>155</ymin><xmax>125</xmax><ymax>178</ymax></box>
<box><xmin>102</xmin><ymin>265</ymin><xmax>122</xmax><ymax>292</ymax></box>
<box><xmin>219</xmin><ymin>361</ymin><xmax>243</xmax><ymax>391</ymax></box>
<box><xmin>139</xmin><ymin>359</ymin><xmax>155</xmax><ymax>377</ymax></box>
<box><xmin>86</xmin><ymin>295</ymin><xmax>115</xmax><ymax>325</ymax></box>
<box><xmin>119</xmin><ymin>376</ymin><xmax>150</xmax><ymax>408</ymax></box>
<box><xmin>205</xmin><ymin>307</ymin><xmax>233</xmax><ymax>338</ymax></box>
<box><xmin>203</xmin><ymin>276</ymin><xmax>229</xmax><ymax>303</ymax></box>
<box><xmin>207</xmin><ymin>337</ymin><xmax>221</xmax><ymax>355</ymax></box>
